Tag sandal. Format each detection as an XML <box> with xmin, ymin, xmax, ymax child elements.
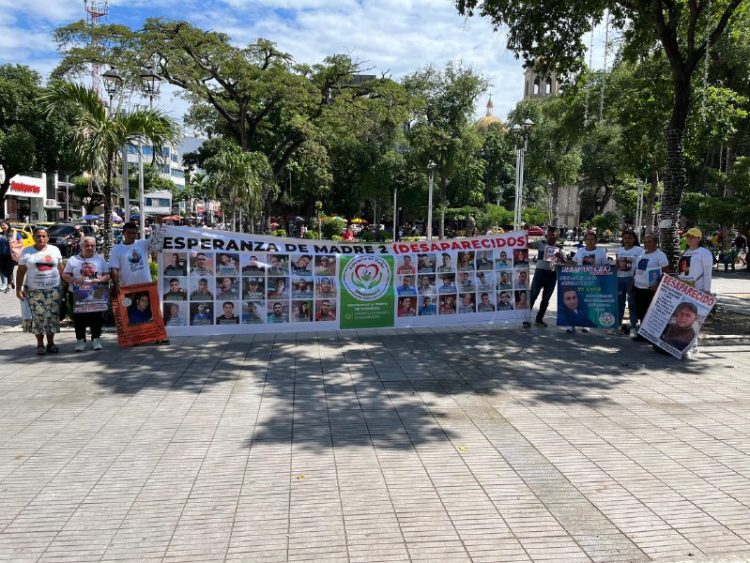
<box><xmin>46</xmin><ymin>344</ymin><xmax>59</xmax><ymax>354</ymax></box>
<box><xmin>36</xmin><ymin>346</ymin><xmax>46</xmax><ymax>356</ymax></box>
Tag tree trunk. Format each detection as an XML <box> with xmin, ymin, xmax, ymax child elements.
<box><xmin>644</xmin><ymin>171</ymin><xmax>659</xmax><ymax>235</ymax></box>
<box><xmin>724</xmin><ymin>138</ymin><xmax>737</xmax><ymax>197</ymax></box>
<box><xmin>658</xmin><ymin>75</ymin><xmax>691</xmax><ymax>267</ymax></box>
<box><xmin>551</xmin><ymin>181</ymin><xmax>560</xmax><ymax>226</ymax></box>
<box><xmin>439</xmin><ymin>171</ymin><xmax>447</xmax><ymax>239</ymax></box>
<box><xmin>103</xmin><ymin>155</ymin><xmax>114</xmax><ymax>259</ymax></box>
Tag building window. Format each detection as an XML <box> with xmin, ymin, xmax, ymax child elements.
<box><xmin>171</xmin><ymin>169</ymin><xmax>184</xmax><ymax>178</ymax></box>
<box><xmin>533</xmin><ymin>78</ymin><xmax>540</xmax><ymax>95</ymax></box>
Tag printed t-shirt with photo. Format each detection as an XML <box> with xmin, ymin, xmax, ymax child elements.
<box><xmin>677</xmin><ymin>246</ymin><xmax>714</xmax><ymax>292</ymax></box>
<box><xmin>536</xmin><ymin>241</ymin><xmax>561</xmax><ymax>272</ymax></box>
<box><xmin>615</xmin><ymin>246</ymin><xmax>644</xmax><ymax>278</ymax></box>
<box><xmin>63</xmin><ymin>254</ymin><xmax>109</xmax><ymax>292</ymax></box>
<box><xmin>573</xmin><ymin>246</ymin><xmax>608</xmax><ymax>266</ymax></box>
<box><xmin>19</xmin><ymin>245</ymin><xmax>62</xmax><ymax>289</ymax></box>
<box><xmin>633</xmin><ymin>249</ymin><xmax>669</xmax><ymax>289</ymax></box>
<box><xmin>110</xmin><ymin>239</ymin><xmax>152</xmax><ymax>286</ymax></box>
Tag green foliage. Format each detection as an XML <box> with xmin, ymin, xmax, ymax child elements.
<box><xmin>522</xmin><ymin>207</ymin><xmax>548</xmax><ymax>227</ymax></box>
<box><xmin>321</xmin><ymin>216</ymin><xmax>346</xmax><ymax>239</ymax></box>
<box><xmin>271</xmin><ymin>229</ymin><xmax>287</xmax><ymax>237</ymax></box>
<box><xmin>202</xmin><ymin>143</ymin><xmax>276</xmax><ymax>229</ymax></box>
<box><xmin>475</xmin><ymin>204</ymin><xmax>513</xmax><ymax>230</ymax></box>
<box><xmin>39</xmin><ymin>81</ymin><xmax>179</xmax><ymax>254</ymax></box>
<box><xmin>0</xmin><ymin>65</ymin><xmax>80</xmax><ymax>204</ymax></box>
<box><xmin>149</xmin><ymin>261</ymin><xmax>159</xmax><ymax>282</ymax></box>
<box><xmin>303</xmin><ymin>230</ymin><xmax>318</xmax><ymax>240</ymax></box>
<box><xmin>590</xmin><ymin>212</ymin><xmax>621</xmax><ymax>233</ymax></box>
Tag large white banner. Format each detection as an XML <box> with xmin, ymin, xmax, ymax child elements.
<box><xmin>639</xmin><ymin>274</ymin><xmax>717</xmax><ymax>358</ymax></box>
<box><xmin>154</xmin><ymin>226</ymin><xmax>531</xmax><ymax>335</ymax></box>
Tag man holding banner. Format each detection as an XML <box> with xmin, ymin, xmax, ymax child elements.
<box><xmin>110</xmin><ymin>222</ymin><xmax>167</xmax><ymax>346</ymax></box>
<box><xmin>525</xmin><ymin>227</ymin><xmax>564</xmax><ymax>328</ymax></box>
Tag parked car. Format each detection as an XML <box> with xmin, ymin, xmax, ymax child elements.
<box><xmin>47</xmin><ymin>223</ymin><xmax>96</xmax><ymax>257</ymax></box>
<box><xmin>9</xmin><ymin>226</ymin><xmax>34</xmax><ymax>249</ymax></box>
<box><xmin>527</xmin><ymin>225</ymin><xmax>545</xmax><ymax>236</ymax></box>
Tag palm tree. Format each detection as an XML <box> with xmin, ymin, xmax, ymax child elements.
<box><xmin>39</xmin><ymin>82</ymin><xmax>180</xmax><ymax>255</ymax></box>
<box><xmin>203</xmin><ymin>145</ymin><xmax>276</xmax><ymax>233</ymax></box>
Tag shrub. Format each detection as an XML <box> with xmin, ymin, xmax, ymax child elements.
<box><xmin>304</xmin><ymin>231</ymin><xmax>317</xmax><ymax>239</ymax></box>
<box><xmin>321</xmin><ymin>216</ymin><xmax>347</xmax><ymax>239</ymax></box>
<box><xmin>272</xmin><ymin>229</ymin><xmax>287</xmax><ymax>237</ymax></box>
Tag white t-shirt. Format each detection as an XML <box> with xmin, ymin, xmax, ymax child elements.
<box><xmin>615</xmin><ymin>246</ymin><xmax>645</xmax><ymax>278</ymax></box>
<box><xmin>110</xmin><ymin>239</ymin><xmax>152</xmax><ymax>287</ymax></box>
<box><xmin>574</xmin><ymin>246</ymin><xmax>608</xmax><ymax>266</ymax></box>
<box><xmin>19</xmin><ymin>245</ymin><xmax>62</xmax><ymax>290</ymax></box>
<box><xmin>63</xmin><ymin>254</ymin><xmax>109</xmax><ymax>292</ymax></box>
<box><xmin>677</xmin><ymin>247</ymin><xmax>714</xmax><ymax>292</ymax></box>
<box><xmin>633</xmin><ymin>249</ymin><xmax>669</xmax><ymax>289</ymax></box>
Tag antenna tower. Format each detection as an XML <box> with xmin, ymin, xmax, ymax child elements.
<box><xmin>84</xmin><ymin>0</ymin><xmax>109</xmax><ymax>96</ymax></box>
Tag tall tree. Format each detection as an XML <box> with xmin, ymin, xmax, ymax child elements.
<box><xmin>40</xmin><ymin>83</ymin><xmax>179</xmax><ymax>254</ymax></box>
<box><xmin>0</xmin><ymin>65</ymin><xmax>79</xmax><ymax>216</ymax></box>
<box><xmin>403</xmin><ymin>63</ymin><xmax>487</xmax><ymax>237</ymax></box>
<box><xmin>456</xmin><ymin>0</ymin><xmax>744</xmax><ymax>264</ymax></box>
<box><xmin>202</xmin><ymin>144</ymin><xmax>276</xmax><ymax>232</ymax></box>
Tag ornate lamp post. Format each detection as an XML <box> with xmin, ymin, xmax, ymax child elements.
<box><xmin>101</xmin><ymin>67</ymin><xmax>123</xmax><ymax>117</ymax></box>
<box><xmin>137</xmin><ymin>65</ymin><xmax>161</xmax><ymax>237</ymax></box>
<box><xmin>426</xmin><ymin>160</ymin><xmax>437</xmax><ymax>240</ymax></box>
<box><xmin>511</xmin><ymin>118</ymin><xmax>534</xmax><ymax>231</ymax></box>
<box><xmin>102</xmin><ymin>68</ymin><xmax>123</xmax><ymax>232</ymax></box>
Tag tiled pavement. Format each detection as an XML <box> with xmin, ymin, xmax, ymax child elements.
<box><xmin>1</xmin><ymin>290</ymin><xmax>750</xmax><ymax>562</ymax></box>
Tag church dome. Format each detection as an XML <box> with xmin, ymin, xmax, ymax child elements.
<box><xmin>475</xmin><ymin>97</ymin><xmax>505</xmax><ymax>129</ymax></box>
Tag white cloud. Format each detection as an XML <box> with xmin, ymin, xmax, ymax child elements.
<box><xmin>0</xmin><ymin>0</ymin><xmax>552</xmax><ymax>122</ymax></box>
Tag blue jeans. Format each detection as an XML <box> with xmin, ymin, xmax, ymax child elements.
<box><xmin>617</xmin><ymin>276</ymin><xmax>637</xmax><ymax>327</ymax></box>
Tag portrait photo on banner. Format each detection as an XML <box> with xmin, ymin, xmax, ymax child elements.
<box><xmin>115</xmin><ymin>282</ymin><xmax>167</xmax><ymax>346</ymax></box>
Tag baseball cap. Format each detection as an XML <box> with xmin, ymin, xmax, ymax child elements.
<box><xmin>683</xmin><ymin>227</ymin><xmax>702</xmax><ymax>238</ymax></box>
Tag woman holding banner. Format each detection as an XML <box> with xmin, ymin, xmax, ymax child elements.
<box><xmin>615</xmin><ymin>229</ymin><xmax>643</xmax><ymax>334</ymax></box>
<box><xmin>632</xmin><ymin>234</ymin><xmax>669</xmax><ymax>342</ymax></box>
<box><xmin>677</xmin><ymin>228</ymin><xmax>713</xmax><ymax>292</ymax></box>
<box><xmin>62</xmin><ymin>236</ymin><xmax>110</xmax><ymax>352</ymax></box>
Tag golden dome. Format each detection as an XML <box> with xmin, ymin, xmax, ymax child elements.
<box><xmin>475</xmin><ymin>96</ymin><xmax>505</xmax><ymax>129</ymax></box>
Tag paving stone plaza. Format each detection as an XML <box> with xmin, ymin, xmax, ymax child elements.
<box><xmin>1</xmin><ymin>274</ymin><xmax>749</xmax><ymax>562</ymax></box>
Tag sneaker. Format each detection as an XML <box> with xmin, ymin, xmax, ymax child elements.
<box><xmin>75</xmin><ymin>340</ymin><xmax>86</xmax><ymax>353</ymax></box>
<box><xmin>522</xmin><ymin>321</ymin><xmax>531</xmax><ymax>328</ymax></box>
<box><xmin>91</xmin><ymin>339</ymin><xmax>102</xmax><ymax>351</ymax></box>
<box><xmin>535</xmin><ymin>319</ymin><xmax>548</xmax><ymax>327</ymax></box>
<box><xmin>566</xmin><ymin>327</ymin><xmax>575</xmax><ymax>334</ymax></box>
<box><xmin>620</xmin><ymin>324</ymin><xmax>631</xmax><ymax>335</ymax></box>
<box><xmin>581</xmin><ymin>327</ymin><xmax>590</xmax><ymax>333</ymax></box>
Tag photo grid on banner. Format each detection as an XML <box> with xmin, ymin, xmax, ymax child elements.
<box><xmin>156</xmin><ymin>227</ymin><xmax>530</xmax><ymax>335</ymax></box>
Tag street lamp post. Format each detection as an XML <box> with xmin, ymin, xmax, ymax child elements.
<box><xmin>426</xmin><ymin>160</ymin><xmax>437</xmax><ymax>240</ymax></box>
<box><xmin>392</xmin><ymin>187</ymin><xmax>398</xmax><ymax>241</ymax></box>
<box><xmin>139</xmin><ymin>65</ymin><xmax>161</xmax><ymax>238</ymax></box>
<box><xmin>102</xmin><ymin>67</ymin><xmax>123</xmax><ymax>230</ymax></box>
<box><xmin>511</xmin><ymin>118</ymin><xmax>534</xmax><ymax>231</ymax></box>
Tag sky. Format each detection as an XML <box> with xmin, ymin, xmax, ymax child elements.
<box><xmin>0</xmin><ymin>0</ymin><xmax>610</xmax><ymax>128</ymax></box>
